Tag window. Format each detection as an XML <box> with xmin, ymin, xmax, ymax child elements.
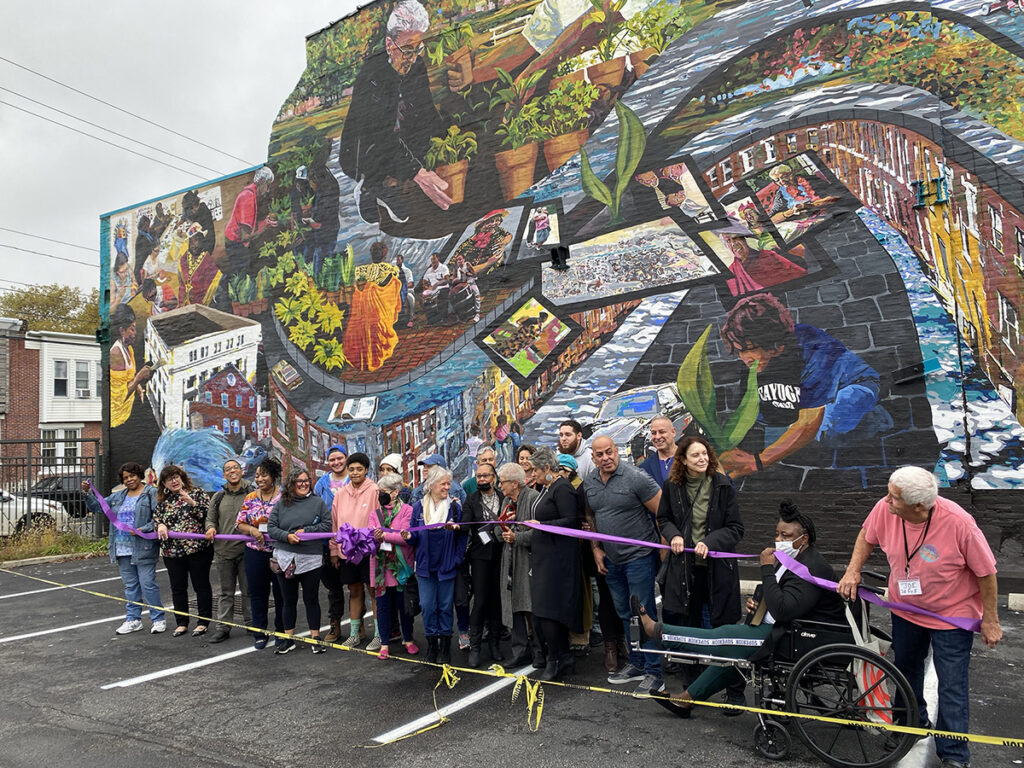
<box><xmin>221</xmin><ymin>393</ymin><xmax>228</xmax><ymax>406</ymax></box>
<box><xmin>40</xmin><ymin>429</ymin><xmax>57</xmax><ymax>465</ymax></box>
<box><xmin>719</xmin><ymin>159</ymin><xmax>733</xmax><ymax>184</ymax></box>
<box><xmin>214</xmin><ymin>341</ymin><xmax>222</xmax><ymax>354</ymax></box>
<box><xmin>223</xmin><ymin>418</ymin><xmax>231</xmax><ymax>433</ymax></box>
<box><xmin>96</xmin><ymin>362</ymin><xmax>103</xmax><ymax>393</ymax></box>
<box><xmin>1015</xmin><ymin>228</ymin><xmax>1024</xmax><ymax>273</ymax></box>
<box><xmin>236</xmin><ymin>394</ymin><xmax>242</xmax><ymax>408</ymax></box>
<box><xmin>275</xmin><ymin>399</ymin><xmax>288</xmax><ymax>437</ymax></box>
<box><xmin>189</xmin><ymin>349</ymin><xmax>198</xmax><ymax>363</ymax></box>
<box><xmin>74</xmin><ymin>361</ymin><xmax>90</xmax><ymax>398</ymax></box>
<box><xmin>739</xmin><ymin>148</ymin><xmax>754</xmax><ymax>174</ymax></box>
<box><xmin>296</xmin><ymin>416</ymin><xmax>306</xmax><ymax>453</ymax></box>
<box><xmin>963</xmin><ymin>179</ymin><xmax>978</xmax><ymax>233</ymax></box>
<box><xmin>232</xmin><ymin>419</ymin><xmax>240</xmax><ymax>434</ymax></box>
<box><xmin>998</xmin><ymin>292</ymin><xmax>1020</xmax><ymax>349</ymax></box>
<box><xmin>786</xmin><ymin>133</ymin><xmax>798</xmax><ymax>154</ymax></box>
<box><xmin>187</xmin><ymin>375</ymin><xmax>197</xmax><ymax>390</ymax></box>
<box><xmin>762</xmin><ymin>139</ymin><xmax>777</xmax><ymax>163</ymax></box>
<box><xmin>205</xmin><ymin>391</ymin><xmax>213</xmax><ymax>404</ymax></box>
<box><xmin>806</xmin><ymin>129</ymin><xmax>819</xmax><ymax>149</ymax></box>
<box><xmin>39</xmin><ymin>427</ymin><xmax>80</xmax><ymax>465</ymax></box>
<box><xmin>248</xmin><ymin>396</ymin><xmax>255</xmax><ymax>409</ymax></box>
<box><xmin>707</xmin><ymin>167</ymin><xmax>717</xmax><ymax>187</ymax></box>
<box><xmin>53</xmin><ymin>361</ymin><xmax>68</xmax><ymax>397</ymax></box>
<box><xmin>990</xmin><ymin>206</ymin><xmax>1004</xmax><ymax>253</ymax></box>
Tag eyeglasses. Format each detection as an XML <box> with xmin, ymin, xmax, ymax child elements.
<box><xmin>389</xmin><ymin>38</ymin><xmax>424</xmax><ymax>59</ymax></box>
<box><xmin>294</xmin><ymin>479</ymin><xmax>311</xmax><ymax>486</ymax></box>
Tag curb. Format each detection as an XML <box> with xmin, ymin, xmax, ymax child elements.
<box><xmin>0</xmin><ymin>551</ymin><xmax>106</xmax><ymax>569</ymax></box>
<box><xmin>1010</xmin><ymin>594</ymin><xmax>1024</xmax><ymax>612</ymax></box>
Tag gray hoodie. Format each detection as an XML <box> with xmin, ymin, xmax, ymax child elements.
<box><xmin>268</xmin><ymin>494</ymin><xmax>331</xmax><ymax>556</ymax></box>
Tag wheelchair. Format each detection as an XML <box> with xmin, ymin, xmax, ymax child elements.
<box><xmin>630</xmin><ymin>574</ymin><xmax>920</xmax><ymax>767</ymax></box>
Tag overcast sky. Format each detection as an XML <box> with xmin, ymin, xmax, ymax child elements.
<box><xmin>0</xmin><ymin>0</ymin><xmax>360</xmax><ymax>298</ymax></box>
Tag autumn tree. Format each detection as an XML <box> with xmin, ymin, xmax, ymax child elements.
<box><xmin>0</xmin><ymin>284</ymin><xmax>101</xmax><ymax>335</ymax></box>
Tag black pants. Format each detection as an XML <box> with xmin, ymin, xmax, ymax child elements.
<box><xmin>244</xmin><ymin>548</ymin><xmax>284</xmax><ymax>638</ymax></box>
<box><xmin>535</xmin><ymin>616</ymin><xmax>569</xmax><ymax>664</ymax></box>
<box><xmin>595</xmin><ymin>574</ymin><xmax>621</xmax><ymax>639</ymax></box>
<box><xmin>320</xmin><ymin>556</ymin><xmax>347</xmax><ymax>621</ymax></box>
<box><xmin>164</xmin><ymin>547</ymin><xmax>214</xmax><ymax>629</ymax></box>
<box><xmin>469</xmin><ymin>556</ymin><xmax>502</xmax><ymax>633</ymax></box>
<box><xmin>276</xmin><ymin>567</ymin><xmax>322</xmax><ymax>632</ymax></box>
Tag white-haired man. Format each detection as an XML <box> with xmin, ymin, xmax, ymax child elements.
<box><xmin>838</xmin><ymin>466</ymin><xmax>1001</xmax><ymax>768</ymax></box>
<box><xmin>338</xmin><ymin>0</ymin><xmax>452</xmax><ymax>224</ymax></box>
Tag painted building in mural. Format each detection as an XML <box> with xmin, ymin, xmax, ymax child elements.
<box><xmin>98</xmin><ymin>0</ymin><xmax>1024</xmax><ymax>554</ymax></box>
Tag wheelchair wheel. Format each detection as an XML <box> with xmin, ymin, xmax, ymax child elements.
<box><xmin>753</xmin><ymin>719</ymin><xmax>791</xmax><ymax>760</ymax></box>
<box><xmin>785</xmin><ymin>643</ymin><xmax>919</xmax><ymax>768</ymax></box>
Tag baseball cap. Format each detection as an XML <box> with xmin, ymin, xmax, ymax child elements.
<box><xmin>557</xmin><ymin>454</ymin><xmax>578</xmax><ymax>472</ymax></box>
<box><xmin>327</xmin><ymin>444</ymin><xmax>348</xmax><ymax>458</ymax></box>
<box><xmin>417</xmin><ymin>453</ymin><xmax>447</xmax><ymax>468</ymax></box>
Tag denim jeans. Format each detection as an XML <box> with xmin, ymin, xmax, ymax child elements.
<box><xmin>244</xmin><ymin>548</ymin><xmax>284</xmax><ymax>640</ymax></box>
<box><xmin>116</xmin><ymin>555</ymin><xmax>165</xmax><ymax>623</ymax></box>
<box><xmin>376</xmin><ymin>586</ymin><xmax>414</xmax><ymax>644</ymax></box>
<box><xmin>891</xmin><ymin>614</ymin><xmax>974</xmax><ymax>765</ymax></box>
<box><xmin>604</xmin><ymin>551</ymin><xmax>661</xmax><ymax>676</ymax></box>
<box><xmin>418</xmin><ymin>574</ymin><xmax>455</xmax><ymax>636</ymax></box>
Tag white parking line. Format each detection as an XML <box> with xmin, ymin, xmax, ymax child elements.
<box><xmin>372</xmin><ymin>664</ymin><xmax>534</xmax><ymax>744</ymax></box>
<box><xmin>0</xmin><ymin>569</ymin><xmax>168</xmax><ymax>600</ymax></box>
<box><xmin>0</xmin><ymin>610</ymin><xmax>168</xmax><ymax>644</ymax></box>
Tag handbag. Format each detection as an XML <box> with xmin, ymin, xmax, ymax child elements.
<box><xmin>844</xmin><ymin>605</ymin><xmax>894</xmax><ymax>725</ymax></box>
<box><xmin>269</xmin><ymin>555</ymin><xmax>296</xmax><ymax>579</ymax></box>
<box><xmin>403</xmin><ymin>574</ymin><xmax>421</xmax><ymax>617</ymax></box>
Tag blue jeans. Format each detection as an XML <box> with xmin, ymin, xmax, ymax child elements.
<box><xmin>605</xmin><ymin>551</ymin><xmax>661</xmax><ymax>677</ymax></box>
<box><xmin>116</xmin><ymin>555</ymin><xmax>165</xmax><ymax>623</ymax></box>
<box><xmin>891</xmin><ymin>614</ymin><xmax>974</xmax><ymax>764</ymax></box>
<box><xmin>244</xmin><ymin>548</ymin><xmax>284</xmax><ymax>640</ymax></box>
<box><xmin>419</xmin><ymin>574</ymin><xmax>455</xmax><ymax>636</ymax></box>
<box><xmin>376</xmin><ymin>586</ymin><xmax>414</xmax><ymax>644</ymax></box>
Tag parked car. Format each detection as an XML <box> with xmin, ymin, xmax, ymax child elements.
<box><xmin>583</xmin><ymin>383</ymin><xmax>695</xmax><ymax>463</ymax></box>
<box><xmin>29</xmin><ymin>473</ymin><xmax>93</xmax><ymax>518</ymax></box>
<box><xmin>0</xmin><ymin>490</ymin><xmax>69</xmax><ymax>536</ymax></box>
<box><xmin>238</xmin><ymin>444</ymin><xmax>268</xmax><ymax>477</ymax></box>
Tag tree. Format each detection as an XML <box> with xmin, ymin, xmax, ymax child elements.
<box><xmin>0</xmin><ymin>284</ymin><xmax>100</xmax><ymax>335</ymax></box>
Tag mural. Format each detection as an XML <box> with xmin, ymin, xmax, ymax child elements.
<box><xmin>99</xmin><ymin>0</ymin><xmax>1024</xmax><ymax>508</ymax></box>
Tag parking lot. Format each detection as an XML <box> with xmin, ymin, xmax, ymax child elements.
<box><xmin>0</xmin><ymin>556</ymin><xmax>1021</xmax><ymax>768</ymax></box>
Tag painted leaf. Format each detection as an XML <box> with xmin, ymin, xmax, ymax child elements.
<box><xmin>612</xmin><ymin>101</ymin><xmax>647</xmax><ymax>206</ymax></box>
<box><xmin>580</xmin><ymin>148</ymin><xmax>614</xmax><ymax>210</ymax></box>
<box><xmin>676</xmin><ymin>324</ymin><xmax>723</xmax><ymax>448</ymax></box>
<box><xmin>720</xmin><ymin>362</ymin><xmax>760</xmax><ymax>452</ymax></box>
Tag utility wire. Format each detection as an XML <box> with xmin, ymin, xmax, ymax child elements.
<box><xmin>1</xmin><ymin>99</ymin><xmax>205</xmax><ymax>179</ymax></box>
<box><xmin>0</xmin><ymin>54</ymin><xmax>254</xmax><ymax>165</ymax></box>
<box><xmin>0</xmin><ymin>227</ymin><xmax>95</xmax><ymax>252</ymax></box>
<box><xmin>0</xmin><ymin>243</ymin><xmax>99</xmax><ymax>268</ymax></box>
<box><xmin>0</xmin><ymin>85</ymin><xmax>227</xmax><ymax>177</ymax></box>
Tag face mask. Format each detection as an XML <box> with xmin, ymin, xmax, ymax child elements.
<box><xmin>378</xmin><ymin>491</ymin><xmax>393</xmax><ymax>508</ymax></box>
<box><xmin>478</xmin><ymin>482</ymin><xmax>492</xmax><ymax>492</ymax></box>
<box><xmin>774</xmin><ymin>535</ymin><xmax>804</xmax><ymax>559</ymax></box>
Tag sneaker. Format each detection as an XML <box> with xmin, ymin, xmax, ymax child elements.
<box><xmin>608</xmin><ymin>663</ymin><xmax>645</xmax><ymax>685</ymax></box>
<box><xmin>722</xmin><ymin>690</ymin><xmax>745</xmax><ymax>716</ymax></box>
<box><xmin>458</xmin><ymin>632</ymin><xmax>471</xmax><ymax>651</ymax></box>
<box><xmin>366</xmin><ymin>636</ymin><xmax>382</xmax><ymax>653</ymax></box>
<box><xmin>150</xmin><ymin>621</ymin><xmax>166</xmax><ymax>634</ymax></box>
<box><xmin>633</xmin><ymin>674</ymin><xmax>666</xmax><ymax>698</ymax></box>
<box><xmin>310</xmin><ymin>640</ymin><xmax>327</xmax><ymax>654</ymax></box>
<box><xmin>341</xmin><ymin>634</ymin><xmax>362</xmax><ymax>649</ymax></box>
<box><xmin>115</xmin><ymin>619</ymin><xmax>144</xmax><ymax>635</ymax></box>
<box><xmin>274</xmin><ymin>639</ymin><xmax>297</xmax><ymax>655</ymax></box>
<box><xmin>254</xmin><ymin>638</ymin><xmax>268</xmax><ymax>650</ymax></box>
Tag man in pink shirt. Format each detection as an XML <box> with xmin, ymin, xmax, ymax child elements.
<box><xmin>838</xmin><ymin>466</ymin><xmax>1002</xmax><ymax>768</ymax></box>
<box><xmin>329</xmin><ymin>452</ymin><xmax>381</xmax><ymax>650</ymax></box>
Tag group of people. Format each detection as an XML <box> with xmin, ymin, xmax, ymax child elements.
<box><xmin>90</xmin><ymin>416</ymin><xmax>1001</xmax><ymax>768</ymax></box>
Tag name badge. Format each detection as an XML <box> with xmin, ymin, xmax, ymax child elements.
<box><xmin>897</xmin><ymin>578</ymin><xmax>922</xmax><ymax>596</ymax></box>
<box><xmin>479</xmin><ymin>530</ymin><xmax>492</xmax><ymax>545</ymax></box>
<box><xmin>258</xmin><ymin>523</ymin><xmax>268</xmax><ymax>533</ymax></box>
<box><xmin>380</xmin><ymin>541</ymin><xmax>394</xmax><ymax>552</ymax></box>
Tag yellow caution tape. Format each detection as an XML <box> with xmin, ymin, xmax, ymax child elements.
<box><xmin>3</xmin><ymin>565</ymin><xmax>1022</xmax><ymax>749</ymax></box>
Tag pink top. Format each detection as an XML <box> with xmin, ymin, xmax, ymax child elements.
<box><xmin>862</xmin><ymin>495</ymin><xmax>997</xmax><ymax>630</ymax></box>
<box><xmin>369</xmin><ymin>502</ymin><xmax>414</xmax><ymax>590</ymax></box>
<box><xmin>329</xmin><ymin>478</ymin><xmax>380</xmax><ymax>558</ymax></box>
<box><xmin>224</xmin><ymin>183</ymin><xmax>257</xmax><ymax>243</ymax></box>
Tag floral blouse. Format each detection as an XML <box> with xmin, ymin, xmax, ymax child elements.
<box><xmin>236</xmin><ymin>489</ymin><xmax>281</xmax><ymax>554</ymax></box>
<box><xmin>153</xmin><ymin>488</ymin><xmax>212</xmax><ymax>558</ymax></box>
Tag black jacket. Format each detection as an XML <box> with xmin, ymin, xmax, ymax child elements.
<box><xmin>656</xmin><ymin>472</ymin><xmax>743</xmax><ymax>626</ymax></box>
<box><xmin>462</xmin><ymin>489</ymin><xmax>505</xmax><ymax>560</ymax></box>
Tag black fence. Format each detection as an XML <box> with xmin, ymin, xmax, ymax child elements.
<box><xmin>0</xmin><ymin>439</ymin><xmax>103</xmax><ymax>538</ymax></box>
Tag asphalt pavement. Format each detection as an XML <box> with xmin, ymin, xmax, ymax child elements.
<box><xmin>0</xmin><ymin>557</ymin><xmax>1021</xmax><ymax>768</ymax></box>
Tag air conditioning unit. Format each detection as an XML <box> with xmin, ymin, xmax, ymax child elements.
<box><xmin>75</xmin><ymin>388</ymin><xmax>91</xmax><ymax>399</ymax></box>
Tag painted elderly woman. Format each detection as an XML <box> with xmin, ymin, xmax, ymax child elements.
<box><xmin>498</xmin><ymin>462</ymin><xmax>542</xmax><ymax>667</ymax></box>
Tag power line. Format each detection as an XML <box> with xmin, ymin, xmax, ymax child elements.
<box><xmin>0</xmin><ymin>243</ymin><xmax>99</xmax><ymax>268</ymax></box>
<box><xmin>0</xmin><ymin>99</ymin><xmax>205</xmax><ymax>180</ymax></box>
<box><xmin>0</xmin><ymin>54</ymin><xmax>254</xmax><ymax>166</ymax></box>
<box><xmin>0</xmin><ymin>227</ymin><xmax>95</xmax><ymax>252</ymax></box>
<box><xmin>0</xmin><ymin>86</ymin><xmax>227</xmax><ymax>177</ymax></box>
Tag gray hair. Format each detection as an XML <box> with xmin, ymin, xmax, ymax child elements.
<box><xmin>478</xmin><ymin>445</ymin><xmax>497</xmax><ymax>460</ymax></box>
<box><xmin>254</xmin><ymin>166</ymin><xmax>275</xmax><ymax>185</ymax></box>
<box><xmin>530</xmin><ymin>446</ymin><xmax>559</xmax><ymax>472</ymax></box>
<box><xmin>386</xmin><ymin>0</ymin><xmax>429</xmax><ymax>38</ymax></box>
<box><xmin>498</xmin><ymin>462</ymin><xmax>526</xmax><ymax>486</ymax></box>
<box><xmin>377</xmin><ymin>473</ymin><xmax>404</xmax><ymax>494</ymax></box>
<box><xmin>422</xmin><ymin>464</ymin><xmax>452</xmax><ymax>495</ymax></box>
<box><xmin>889</xmin><ymin>466</ymin><xmax>938</xmax><ymax>508</ymax></box>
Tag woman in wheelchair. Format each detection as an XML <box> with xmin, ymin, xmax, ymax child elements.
<box><xmin>633</xmin><ymin>501</ymin><xmax>846</xmax><ymax>715</ymax></box>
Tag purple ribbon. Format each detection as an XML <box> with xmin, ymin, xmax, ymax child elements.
<box><xmin>333</xmin><ymin>523</ymin><xmax>377</xmax><ymax>564</ymax></box>
<box><xmin>773</xmin><ymin>551</ymin><xmax>981</xmax><ymax>633</ymax></box>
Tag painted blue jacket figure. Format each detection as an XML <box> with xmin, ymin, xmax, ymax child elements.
<box><xmin>718</xmin><ymin>293</ymin><xmax>891</xmax><ymax>478</ymax></box>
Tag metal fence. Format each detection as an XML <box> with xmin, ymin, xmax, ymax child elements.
<box><xmin>0</xmin><ymin>439</ymin><xmax>103</xmax><ymax>538</ymax></box>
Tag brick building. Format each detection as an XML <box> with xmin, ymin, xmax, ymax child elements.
<box><xmin>186</xmin><ymin>363</ymin><xmax>261</xmax><ymax>451</ymax></box>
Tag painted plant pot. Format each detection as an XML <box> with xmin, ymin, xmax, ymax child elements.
<box><xmin>543</xmin><ymin>128</ymin><xmax>589</xmax><ymax>173</ymax></box>
<box><xmin>629</xmin><ymin>47</ymin><xmax>658</xmax><ymax>79</ymax></box>
<box><xmin>494</xmin><ymin>142</ymin><xmax>538</xmax><ymax>201</ymax></box>
<box><xmin>586</xmin><ymin>57</ymin><xmax>626</xmax><ymax>93</ymax></box>
<box><xmin>434</xmin><ymin>159</ymin><xmax>469</xmax><ymax>204</ymax></box>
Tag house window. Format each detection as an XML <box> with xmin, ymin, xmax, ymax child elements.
<box><xmin>74</xmin><ymin>361</ymin><xmax>90</xmax><ymax>398</ymax></box>
<box><xmin>806</xmin><ymin>129</ymin><xmax>819</xmax><ymax>149</ymax></box>
<box><xmin>762</xmin><ymin>139</ymin><xmax>777</xmax><ymax>163</ymax></box>
<box><xmin>739</xmin><ymin>148</ymin><xmax>754</xmax><ymax>174</ymax></box>
<box><xmin>275</xmin><ymin>400</ymin><xmax>288</xmax><ymax>437</ymax></box>
<box><xmin>95</xmin><ymin>362</ymin><xmax>103</xmax><ymax>393</ymax></box>
<box><xmin>963</xmin><ymin>179</ymin><xmax>978</xmax><ymax>233</ymax></box>
<box><xmin>223</xmin><ymin>418</ymin><xmax>231</xmax><ymax>433</ymax></box>
<box><xmin>786</xmin><ymin>133</ymin><xmax>798</xmax><ymax>154</ymax></box>
<box><xmin>990</xmin><ymin>205</ymin><xmax>1004</xmax><ymax>253</ymax></box>
<box><xmin>205</xmin><ymin>391</ymin><xmax>213</xmax><ymax>404</ymax></box>
<box><xmin>221</xmin><ymin>393</ymin><xmax>228</xmax><ymax>406</ymax></box>
<box><xmin>1015</xmin><ymin>228</ymin><xmax>1024</xmax><ymax>273</ymax></box>
<box><xmin>189</xmin><ymin>349</ymin><xmax>198</xmax><ymax>363</ymax></box>
<box><xmin>719</xmin><ymin>159</ymin><xmax>733</xmax><ymax>184</ymax></box>
<box><xmin>998</xmin><ymin>292</ymin><xmax>1020</xmax><ymax>349</ymax></box>
<box><xmin>248</xmin><ymin>396</ymin><xmax>255</xmax><ymax>409</ymax></box>
<box><xmin>53</xmin><ymin>361</ymin><xmax>68</xmax><ymax>397</ymax></box>
<box><xmin>296</xmin><ymin>417</ymin><xmax>306</xmax><ymax>453</ymax></box>
<box><xmin>236</xmin><ymin>395</ymin><xmax>242</xmax><ymax>408</ymax></box>
<box><xmin>233</xmin><ymin>419</ymin><xmax>240</xmax><ymax>434</ymax></box>
<box><xmin>187</xmin><ymin>375</ymin><xmax>197</xmax><ymax>390</ymax></box>
<box><xmin>214</xmin><ymin>341</ymin><xmax>222</xmax><ymax>354</ymax></box>
<box><xmin>707</xmin><ymin>167</ymin><xmax>718</xmax><ymax>187</ymax></box>
<box><xmin>40</xmin><ymin>427</ymin><xmax>80</xmax><ymax>465</ymax></box>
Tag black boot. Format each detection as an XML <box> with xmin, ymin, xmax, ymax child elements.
<box><xmin>488</xmin><ymin>624</ymin><xmax>505</xmax><ymax>662</ymax></box>
<box><xmin>426</xmin><ymin>636</ymin><xmax>439</xmax><ymax>664</ymax></box>
<box><xmin>468</xmin><ymin>627</ymin><xmax>482</xmax><ymax>668</ymax></box>
<box><xmin>540</xmin><ymin>659</ymin><xmax>559</xmax><ymax>681</ymax></box>
<box><xmin>439</xmin><ymin>634</ymin><xmax>452</xmax><ymax>664</ymax></box>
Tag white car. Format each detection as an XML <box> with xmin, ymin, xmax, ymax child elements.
<box><xmin>0</xmin><ymin>490</ymin><xmax>69</xmax><ymax>536</ymax></box>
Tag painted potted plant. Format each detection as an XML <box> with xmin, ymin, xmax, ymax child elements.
<box><xmin>549</xmin><ymin>51</ymin><xmax>588</xmax><ymax>92</ymax></box>
<box><xmin>491</xmin><ymin>67</ymin><xmax>547</xmax><ymax>201</ymax></box>
<box><xmin>314</xmin><ymin>252</ymin><xmax>344</xmax><ymax>304</ymax></box>
<box><xmin>584</xmin><ymin>0</ymin><xmax>629</xmax><ymax>92</ymax></box>
<box><xmin>539</xmin><ymin>79</ymin><xmax>600</xmax><ymax>172</ymax></box>
<box><xmin>228</xmin><ymin>273</ymin><xmax>254</xmax><ymax>317</ymax></box>
<box><xmin>425</xmin><ymin>125</ymin><xmax>478</xmax><ymax>205</ymax></box>
<box><xmin>623</xmin><ymin>2</ymin><xmax>686</xmax><ymax>77</ymax></box>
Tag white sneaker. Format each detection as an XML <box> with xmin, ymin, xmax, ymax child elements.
<box><xmin>115</xmin><ymin>619</ymin><xmax>144</xmax><ymax>635</ymax></box>
<box><xmin>151</xmin><ymin>620</ymin><xmax>167</xmax><ymax>634</ymax></box>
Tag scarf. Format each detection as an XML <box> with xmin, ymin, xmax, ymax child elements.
<box><xmin>374</xmin><ymin>503</ymin><xmax>413</xmax><ymax>596</ymax></box>
<box><xmin>423</xmin><ymin>495</ymin><xmax>449</xmax><ymax>526</ymax></box>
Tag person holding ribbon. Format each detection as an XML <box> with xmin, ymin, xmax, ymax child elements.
<box><xmin>153</xmin><ymin>465</ymin><xmax>213</xmax><ymax>638</ymax></box>
<box><xmin>837</xmin><ymin>466</ymin><xmax>1002</xmax><ymax>768</ymax></box>
<box><xmin>498</xmin><ymin>462</ymin><xmax>542</xmax><ymax>668</ymax></box>
<box><xmin>369</xmin><ymin>472</ymin><xmax>418</xmax><ymax>660</ymax></box>
<box><xmin>235</xmin><ymin>457</ymin><xmax>284</xmax><ymax>650</ymax></box>
<box><xmin>84</xmin><ymin>462</ymin><xmax>166</xmax><ymax>635</ymax></box>
<box><xmin>314</xmin><ymin>444</ymin><xmax>351</xmax><ymax>645</ymax></box>
<box><xmin>634</xmin><ymin>501</ymin><xmax>846</xmax><ymax>716</ymax></box>
<box><xmin>267</xmin><ymin>469</ymin><xmax>333</xmax><ymax>655</ymax></box>
<box><xmin>462</xmin><ymin>462</ymin><xmax>506</xmax><ymax>668</ymax></box>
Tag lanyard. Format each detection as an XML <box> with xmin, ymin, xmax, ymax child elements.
<box><xmin>901</xmin><ymin>510</ymin><xmax>933</xmax><ymax>576</ymax></box>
